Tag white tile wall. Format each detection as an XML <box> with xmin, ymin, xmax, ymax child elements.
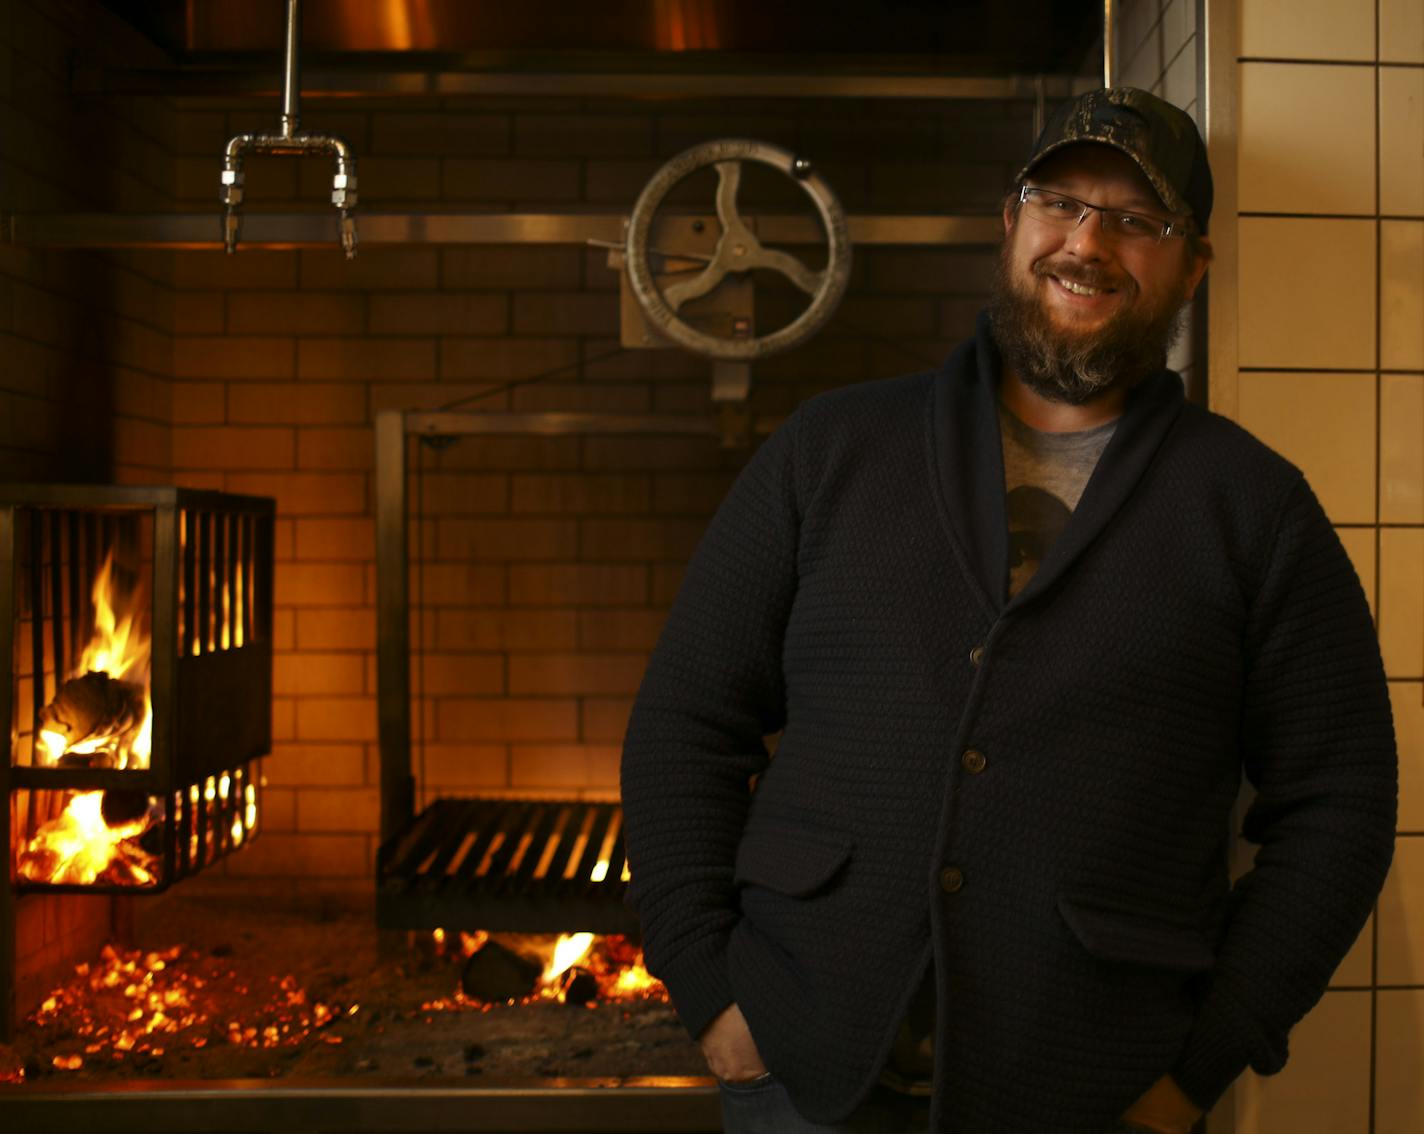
<box><xmin>1225</xmin><ymin>6</ymin><xmax>1424</xmax><ymax>1133</ymax></box>
<box><xmin>1380</xmin><ymin>0</ymin><xmax>1424</xmax><ymax>64</ymax></box>
<box><xmin>1378</xmin><ymin>834</ymin><xmax>1424</xmax><ymax>983</ymax></box>
<box><xmin>1376</xmin><ymin>990</ymin><xmax>1424</xmax><ymax>1133</ymax></box>
<box><xmin>1381</xmin><ymin>221</ymin><xmax>1424</xmax><ymax>371</ymax></box>
<box><xmin>1330</xmin><ymin>910</ymin><xmax>1376</xmax><ymax>986</ymax></box>
<box><xmin>1233</xmin><ymin>990</ymin><xmax>1372</xmax><ymax>1133</ymax></box>
<box><xmin>1380</xmin><ymin>374</ymin><xmax>1424</xmax><ymax>524</ymax></box>
<box><xmin>1238</xmin><ymin>371</ymin><xmax>1377</xmax><ymax>523</ymax></box>
<box><xmin>1240</xmin><ymin>0</ymin><xmax>1376</xmax><ymax>61</ymax></box>
<box><xmin>1395</xmin><ymin>683</ymin><xmax>1424</xmax><ymax>833</ymax></box>
<box><xmin>1379</xmin><ymin>68</ymin><xmax>1424</xmax><ymax>216</ymax></box>
<box><xmin>1379</xmin><ymin>527</ymin><xmax>1424</xmax><ymax>679</ymax></box>
<box><xmin>1238</xmin><ymin>218</ymin><xmax>1377</xmax><ymax>370</ymax></box>
<box><xmin>1239</xmin><ymin>63</ymin><xmax>1377</xmax><ymax>215</ymax></box>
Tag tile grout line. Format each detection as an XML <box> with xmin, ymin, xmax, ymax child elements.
<box><xmin>1370</xmin><ymin>1</ymin><xmax>1382</xmax><ymax>1128</ymax></box>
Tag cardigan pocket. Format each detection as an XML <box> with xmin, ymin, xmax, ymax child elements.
<box><xmin>1056</xmin><ymin>893</ymin><xmax>1216</xmax><ymax>973</ymax></box>
<box><xmin>733</xmin><ymin>822</ymin><xmax>853</xmax><ymax>898</ymax></box>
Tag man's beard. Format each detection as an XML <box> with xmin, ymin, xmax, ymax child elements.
<box><xmin>987</xmin><ymin>245</ymin><xmax>1189</xmax><ymax>406</ymax></box>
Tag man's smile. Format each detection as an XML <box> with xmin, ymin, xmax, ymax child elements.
<box><xmin>1052</xmin><ymin>276</ymin><xmax>1110</xmax><ymax>297</ymax></box>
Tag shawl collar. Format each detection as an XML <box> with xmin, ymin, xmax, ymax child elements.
<box><xmin>932</xmin><ymin>311</ymin><xmax>1187</xmax><ymax>614</ymax></box>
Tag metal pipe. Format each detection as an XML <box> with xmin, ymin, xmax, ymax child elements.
<box><xmin>281</xmin><ymin>0</ymin><xmax>301</xmax><ymax>138</ymax></box>
<box><xmin>7</xmin><ymin>211</ymin><xmax>1002</xmax><ymax>249</ymax></box>
<box><xmin>85</xmin><ymin>67</ymin><xmax>1082</xmax><ymax>102</ymax></box>
<box><xmin>1103</xmin><ymin>0</ymin><xmax>1116</xmax><ymax>87</ymax></box>
<box><xmin>219</xmin><ymin>0</ymin><xmax>357</xmax><ymax>257</ymax></box>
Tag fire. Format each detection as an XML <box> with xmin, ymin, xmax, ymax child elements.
<box><xmin>16</xmin><ymin>791</ymin><xmax>153</xmax><ymax>886</ymax></box>
<box><xmin>422</xmin><ymin>932</ymin><xmax>666</xmax><ymax>1012</ymax></box>
<box><xmin>542</xmin><ymin>932</ymin><xmax>594</xmax><ymax>986</ymax></box>
<box><xmin>80</xmin><ymin>554</ymin><xmax>150</xmax><ymax>686</ymax></box>
<box><xmin>19</xmin><ymin>550</ymin><xmax>161</xmax><ymax>887</ymax></box>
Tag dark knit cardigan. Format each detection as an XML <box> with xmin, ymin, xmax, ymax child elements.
<box><xmin>620</xmin><ymin>316</ymin><xmax>1396</xmax><ymax>1132</ymax></box>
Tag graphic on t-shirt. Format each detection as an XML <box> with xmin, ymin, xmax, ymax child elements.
<box><xmin>1006</xmin><ymin>484</ymin><xmax>1073</xmax><ymax>597</ymax></box>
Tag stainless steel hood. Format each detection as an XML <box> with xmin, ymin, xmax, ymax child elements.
<box><xmin>96</xmin><ymin>0</ymin><xmax>1103</xmax><ymax>83</ymax></box>
<box><xmin>106</xmin><ymin>0</ymin><xmax>1102</xmax><ymax>65</ymax></box>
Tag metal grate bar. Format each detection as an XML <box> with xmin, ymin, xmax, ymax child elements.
<box><xmin>377</xmin><ymin>797</ymin><xmax>639</xmax><ymax>934</ymax></box>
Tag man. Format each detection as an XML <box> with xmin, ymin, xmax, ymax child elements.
<box><xmin>620</xmin><ymin>88</ymin><xmax>1396</xmax><ymax>1133</ymax></box>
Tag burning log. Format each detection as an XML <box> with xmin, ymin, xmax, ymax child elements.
<box><xmin>459</xmin><ymin>941</ymin><xmax>543</xmax><ymax>1003</ymax></box>
<box><xmin>561</xmin><ymin>967</ymin><xmax>599</xmax><ymax>1006</ymax></box>
<box><xmin>101</xmin><ymin>790</ymin><xmax>152</xmax><ymax>828</ymax></box>
<box><xmin>38</xmin><ymin>670</ymin><xmax>145</xmax><ymax>767</ymax></box>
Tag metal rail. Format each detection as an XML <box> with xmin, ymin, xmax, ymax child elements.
<box><xmin>4</xmin><ymin>212</ymin><xmax>1002</xmax><ymax>250</ymax></box>
<box><xmin>375</xmin><ymin>411</ymin><xmax>730</xmax><ymax>849</ymax></box>
<box><xmin>0</xmin><ymin>1078</ymin><xmax>721</xmax><ymax>1133</ymax></box>
<box><xmin>76</xmin><ymin>67</ymin><xmax>1085</xmax><ymax>102</ymax></box>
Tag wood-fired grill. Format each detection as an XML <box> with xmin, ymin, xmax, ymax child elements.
<box><xmin>378</xmin><ymin>798</ymin><xmax>637</xmax><ymax>935</ymax></box>
<box><xmin>1</xmin><ymin>486</ymin><xmax>275</xmax><ymax>1033</ymax></box>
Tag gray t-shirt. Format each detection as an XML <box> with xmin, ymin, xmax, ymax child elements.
<box><xmin>1000</xmin><ymin>402</ymin><xmax>1118</xmax><ymax>596</ymax></box>
<box><xmin>882</xmin><ymin>401</ymin><xmax>1118</xmax><ymax>1093</ymax></box>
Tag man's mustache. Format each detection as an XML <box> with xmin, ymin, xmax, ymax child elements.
<box><xmin>1031</xmin><ymin>258</ymin><xmax>1136</xmax><ymax>297</ymax></box>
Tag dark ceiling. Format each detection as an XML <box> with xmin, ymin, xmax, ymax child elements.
<box><xmin>99</xmin><ymin>0</ymin><xmax>1103</xmax><ymax>75</ymax></box>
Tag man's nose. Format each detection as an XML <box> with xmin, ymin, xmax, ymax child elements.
<box><xmin>1060</xmin><ymin>208</ymin><xmax>1110</xmax><ymax>259</ymax></box>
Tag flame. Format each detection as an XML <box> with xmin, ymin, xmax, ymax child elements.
<box><xmin>541</xmin><ymin>932</ymin><xmax>594</xmax><ymax>986</ymax></box>
<box><xmin>18</xmin><ymin>550</ymin><xmax>165</xmax><ymax>886</ymax></box>
<box><xmin>34</xmin><ymin>550</ymin><xmax>152</xmax><ymax>773</ymax></box>
<box><xmin>422</xmin><ymin>932</ymin><xmax>666</xmax><ymax>1011</ymax></box>
<box><xmin>611</xmin><ymin>958</ymin><xmax>660</xmax><ymax>998</ymax></box>
<box><xmin>17</xmin><ymin>792</ymin><xmax>154</xmax><ymax>886</ymax></box>
<box><xmin>79</xmin><ymin>554</ymin><xmax>149</xmax><ymax>682</ymax></box>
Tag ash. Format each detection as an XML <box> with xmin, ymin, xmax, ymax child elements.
<box><xmin>0</xmin><ymin>882</ymin><xmax>706</xmax><ymax>1085</ymax></box>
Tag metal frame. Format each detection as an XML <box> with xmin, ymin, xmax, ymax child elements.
<box><xmin>376</xmin><ymin>411</ymin><xmax>723</xmax><ymax>848</ymax></box>
<box><xmin>2</xmin><ymin>485</ymin><xmax>275</xmax><ymax>1040</ymax></box>
<box><xmin>4</xmin><ymin>212</ymin><xmax>1003</xmax><ymax>250</ymax></box>
<box><xmin>76</xmin><ymin>66</ymin><xmax>1085</xmax><ymax>102</ymax></box>
<box><xmin>0</xmin><ymin>1078</ymin><xmax>720</xmax><ymax>1132</ymax></box>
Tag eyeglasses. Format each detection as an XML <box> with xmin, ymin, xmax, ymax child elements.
<box><xmin>1017</xmin><ymin>186</ymin><xmax>1191</xmax><ymax>243</ymax></box>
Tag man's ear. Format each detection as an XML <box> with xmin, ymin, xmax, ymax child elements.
<box><xmin>1182</xmin><ymin>236</ymin><xmax>1213</xmax><ymax>300</ymax></box>
<box><xmin>1003</xmin><ymin>199</ymin><xmax>1017</xmax><ymax>235</ymax></box>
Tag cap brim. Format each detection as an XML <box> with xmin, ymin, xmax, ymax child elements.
<box><xmin>1015</xmin><ymin>136</ymin><xmax>1192</xmax><ymax>222</ymax></box>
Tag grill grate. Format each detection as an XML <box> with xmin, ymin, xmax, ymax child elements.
<box><xmin>376</xmin><ymin>799</ymin><xmax>637</xmax><ymax>935</ymax></box>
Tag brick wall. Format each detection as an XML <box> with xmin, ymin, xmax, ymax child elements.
<box><xmin>157</xmin><ymin>93</ymin><xmax>1030</xmax><ymax>881</ymax></box>
<box><xmin>0</xmin><ymin>0</ymin><xmax>178</xmax><ymax>1014</ymax></box>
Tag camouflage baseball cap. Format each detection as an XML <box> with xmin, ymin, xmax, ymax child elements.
<box><xmin>1015</xmin><ymin>87</ymin><xmax>1213</xmax><ymax>233</ymax></box>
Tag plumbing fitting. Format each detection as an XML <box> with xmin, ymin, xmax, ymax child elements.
<box><xmin>219</xmin><ymin>0</ymin><xmax>358</xmax><ymax>258</ymax></box>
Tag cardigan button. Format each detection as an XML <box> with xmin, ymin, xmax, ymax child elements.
<box><xmin>961</xmin><ymin>748</ymin><xmax>986</xmax><ymax>774</ymax></box>
<box><xmin>939</xmin><ymin>866</ymin><xmax>964</xmax><ymax>893</ymax></box>
<box><xmin>969</xmin><ymin>644</ymin><xmax>986</xmax><ymax>666</ymax></box>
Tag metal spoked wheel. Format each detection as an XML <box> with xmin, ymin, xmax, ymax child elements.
<box><xmin>624</xmin><ymin>138</ymin><xmax>852</xmax><ymax>362</ymax></box>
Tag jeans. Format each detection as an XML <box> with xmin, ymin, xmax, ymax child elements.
<box><xmin>719</xmin><ymin>1074</ymin><xmax>932</xmax><ymax>1133</ymax></box>
<box><xmin>719</xmin><ymin>1078</ymin><xmax>1207</xmax><ymax>1133</ymax></box>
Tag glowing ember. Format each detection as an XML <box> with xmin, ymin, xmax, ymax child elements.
<box><xmin>14</xmin><ymin>943</ymin><xmax>346</xmax><ymax>1076</ymax></box>
<box><xmin>422</xmin><ymin>932</ymin><xmax>666</xmax><ymax>1012</ymax></box>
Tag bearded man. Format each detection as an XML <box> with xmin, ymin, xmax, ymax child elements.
<box><xmin>621</xmin><ymin>88</ymin><xmax>1396</xmax><ymax>1134</ymax></box>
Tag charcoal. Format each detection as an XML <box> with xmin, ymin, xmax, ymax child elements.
<box><xmin>459</xmin><ymin>940</ymin><xmax>542</xmax><ymax>1002</ymax></box>
<box><xmin>139</xmin><ymin>822</ymin><xmax>166</xmax><ymax>856</ymax></box>
<box><xmin>563</xmin><ymin>967</ymin><xmax>599</xmax><ymax>1005</ymax></box>
<box><xmin>101</xmin><ymin>790</ymin><xmax>150</xmax><ymax>827</ymax></box>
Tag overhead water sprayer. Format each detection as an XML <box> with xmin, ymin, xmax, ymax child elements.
<box><xmin>219</xmin><ymin>0</ymin><xmax>358</xmax><ymax>258</ymax></box>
